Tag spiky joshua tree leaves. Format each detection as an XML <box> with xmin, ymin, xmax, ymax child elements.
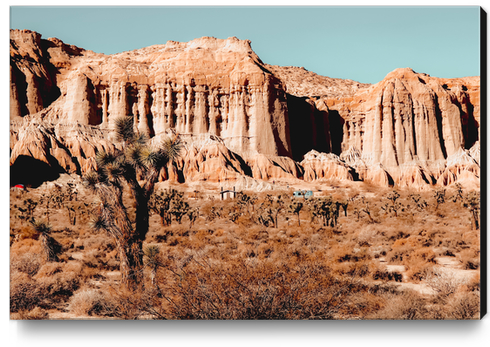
<box><xmin>84</xmin><ymin>116</ymin><xmax>182</xmax><ymax>290</ymax></box>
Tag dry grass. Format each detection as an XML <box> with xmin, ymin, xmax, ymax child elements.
<box><xmin>9</xmin><ymin>181</ymin><xmax>480</xmax><ymax>319</ymax></box>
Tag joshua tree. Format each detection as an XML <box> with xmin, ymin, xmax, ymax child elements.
<box><xmin>169</xmin><ymin>193</ymin><xmax>190</xmax><ymax>224</ymax></box>
<box><xmin>235</xmin><ymin>192</ymin><xmax>258</xmax><ymax>221</ymax></box>
<box><xmin>206</xmin><ymin>206</ymin><xmax>223</xmax><ymax>222</ymax></box>
<box><xmin>451</xmin><ymin>183</ymin><xmax>464</xmax><ymax>203</ymax></box>
<box><xmin>187</xmin><ymin>207</ymin><xmax>199</xmax><ymax>227</ymax></box>
<box><xmin>39</xmin><ymin>184</ymin><xmax>78</xmax><ymax>224</ymax></box>
<box><xmin>149</xmin><ymin>188</ymin><xmax>180</xmax><ymax>226</ymax></box>
<box><xmin>463</xmin><ymin>191</ymin><xmax>480</xmax><ymax>230</ymax></box>
<box><xmin>30</xmin><ymin>219</ymin><xmax>59</xmax><ymax>262</ymax></box>
<box><xmin>409</xmin><ymin>193</ymin><xmax>428</xmax><ymax>212</ymax></box>
<box><xmin>63</xmin><ymin>183</ymin><xmax>78</xmax><ymax>225</ymax></box>
<box><xmin>352</xmin><ymin>196</ymin><xmax>374</xmax><ymax>224</ymax></box>
<box><xmin>340</xmin><ymin>200</ymin><xmax>349</xmax><ymax>217</ymax></box>
<box><xmin>307</xmin><ymin>196</ymin><xmax>343</xmax><ymax>227</ymax></box>
<box><xmin>433</xmin><ymin>188</ymin><xmax>446</xmax><ymax>211</ymax></box>
<box><xmin>84</xmin><ymin>116</ymin><xmax>182</xmax><ymax>290</ymax></box>
<box><xmin>353</xmin><ymin>208</ymin><xmax>362</xmax><ymax>222</ymax></box>
<box><xmin>256</xmin><ymin>194</ymin><xmax>285</xmax><ymax>228</ymax></box>
<box><xmin>381</xmin><ymin>190</ymin><xmax>401</xmax><ymax>217</ymax></box>
<box><xmin>287</xmin><ymin>199</ymin><xmax>303</xmax><ymax>226</ymax></box>
<box><xmin>17</xmin><ymin>198</ymin><xmax>37</xmax><ymax>221</ymax></box>
<box><xmin>143</xmin><ymin>245</ymin><xmax>162</xmax><ymax>293</ymax></box>
<box><xmin>39</xmin><ymin>190</ymin><xmax>57</xmax><ymax>223</ymax></box>
<box><xmin>228</xmin><ymin>207</ymin><xmax>240</xmax><ymax>224</ymax></box>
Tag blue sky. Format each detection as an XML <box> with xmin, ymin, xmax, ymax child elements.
<box><xmin>10</xmin><ymin>6</ymin><xmax>481</xmax><ymax>84</ymax></box>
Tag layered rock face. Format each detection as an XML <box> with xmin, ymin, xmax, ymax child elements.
<box><xmin>323</xmin><ymin>68</ymin><xmax>480</xmax><ymax>188</ymax></box>
<box><xmin>10</xmin><ymin>29</ymin><xmax>480</xmax><ymax>190</ymax></box>
<box><xmin>328</xmin><ymin>68</ymin><xmax>480</xmax><ymax>163</ymax></box>
<box><xmin>10</xmin><ymin>30</ymin><xmax>292</xmax><ymax>158</ymax></box>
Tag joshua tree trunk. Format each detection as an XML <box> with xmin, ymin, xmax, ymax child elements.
<box><xmin>40</xmin><ymin>233</ymin><xmax>58</xmax><ymax>262</ymax></box>
<box><xmin>471</xmin><ymin>210</ymin><xmax>479</xmax><ymax>230</ymax></box>
<box><xmin>149</xmin><ymin>266</ymin><xmax>161</xmax><ymax>295</ymax></box>
<box><xmin>95</xmin><ymin>184</ymin><xmax>146</xmax><ymax>290</ymax></box>
<box><xmin>135</xmin><ymin>195</ymin><xmax>150</xmax><ymax>240</ymax></box>
<box><xmin>118</xmin><ymin>240</ymin><xmax>144</xmax><ymax>290</ymax></box>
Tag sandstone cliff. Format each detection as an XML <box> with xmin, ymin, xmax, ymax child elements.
<box><xmin>10</xmin><ymin>29</ymin><xmax>480</xmax><ymax>190</ymax></box>
<box><xmin>10</xmin><ymin>30</ymin><xmax>293</xmax><ymax>159</ymax></box>
<box><xmin>323</xmin><ymin>68</ymin><xmax>480</xmax><ymax>188</ymax></box>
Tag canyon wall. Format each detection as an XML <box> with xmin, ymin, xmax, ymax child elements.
<box><xmin>323</xmin><ymin>68</ymin><xmax>480</xmax><ymax>188</ymax></box>
<box><xmin>10</xmin><ymin>30</ymin><xmax>292</xmax><ymax>158</ymax></box>
<box><xmin>10</xmin><ymin>29</ymin><xmax>480</xmax><ymax>190</ymax></box>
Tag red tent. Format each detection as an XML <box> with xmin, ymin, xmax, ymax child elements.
<box><xmin>14</xmin><ymin>184</ymin><xmax>25</xmax><ymax>190</ymax></box>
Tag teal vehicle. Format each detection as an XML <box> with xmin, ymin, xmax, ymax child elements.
<box><xmin>293</xmin><ymin>190</ymin><xmax>313</xmax><ymax>199</ymax></box>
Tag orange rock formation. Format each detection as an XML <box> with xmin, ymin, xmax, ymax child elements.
<box><xmin>10</xmin><ymin>29</ymin><xmax>480</xmax><ymax>190</ymax></box>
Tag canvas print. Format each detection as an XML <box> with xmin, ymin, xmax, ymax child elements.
<box><xmin>9</xmin><ymin>6</ymin><xmax>482</xmax><ymax>320</ymax></box>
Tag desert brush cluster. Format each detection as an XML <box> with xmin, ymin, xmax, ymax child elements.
<box><xmin>10</xmin><ymin>180</ymin><xmax>481</xmax><ymax>319</ymax></box>
<box><xmin>10</xmin><ymin>118</ymin><xmax>480</xmax><ymax>320</ymax></box>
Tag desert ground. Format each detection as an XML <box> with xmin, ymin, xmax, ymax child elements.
<box><xmin>10</xmin><ymin>174</ymin><xmax>480</xmax><ymax>320</ymax></box>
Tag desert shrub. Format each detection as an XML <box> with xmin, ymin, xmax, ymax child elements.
<box><xmin>62</xmin><ymin>261</ymin><xmax>83</xmax><ymax>274</ymax></box>
<box><xmin>328</xmin><ymin>243</ymin><xmax>370</xmax><ymax>264</ymax></box>
<box><xmin>35</xmin><ymin>262</ymin><xmax>63</xmax><ymax>277</ymax></box>
<box><xmin>464</xmin><ymin>273</ymin><xmax>480</xmax><ymax>293</ymax></box>
<box><xmin>355</xmin><ymin>227</ymin><xmax>377</xmax><ymax>247</ymax></box>
<box><xmin>68</xmin><ymin>288</ymin><xmax>116</xmax><ymax>316</ymax></box>
<box><xmin>12</xmin><ymin>224</ymin><xmax>40</xmax><ymax>242</ymax></box>
<box><xmin>11</xmin><ymin>256</ymin><xmax>79</xmax><ymax>314</ymax></box>
<box><xmin>10</xmin><ymin>272</ymin><xmax>41</xmax><ymax>312</ymax></box>
<box><xmin>386</xmin><ymin>243</ymin><xmax>411</xmax><ymax>263</ymax></box>
<box><xmin>388</xmin><ymin>230</ymin><xmax>411</xmax><ymax>242</ymax></box>
<box><xmin>425</xmin><ymin>267</ymin><xmax>467</xmax><ymax>300</ymax></box>
<box><xmin>412</xmin><ymin>247</ymin><xmax>436</xmax><ymax>263</ymax></box>
<box><xmin>10</xmin><ymin>252</ymin><xmax>42</xmax><ymax>276</ymax></box>
<box><xmin>82</xmin><ymin>234</ymin><xmax>114</xmax><ymax>252</ymax></box>
<box><xmin>92</xmin><ymin>285</ymin><xmax>167</xmax><ymax>319</ymax></box>
<box><xmin>31</xmin><ymin>262</ymin><xmax>81</xmax><ymax>308</ymax></box>
<box><xmin>9</xmin><ymin>177</ymin><xmax>480</xmax><ymax>319</ymax></box>
<box><xmin>256</xmin><ymin>243</ymin><xmax>274</xmax><ymax>259</ymax></box>
<box><xmin>403</xmin><ymin>247</ymin><xmax>435</xmax><ymax>279</ymax></box>
<box><xmin>446</xmin><ymin>291</ymin><xmax>480</xmax><ymax>319</ymax></box>
<box><xmin>79</xmin><ymin>265</ymin><xmax>105</xmax><ymax>281</ymax></box>
<box><xmin>158</xmin><ymin>257</ymin><xmax>365</xmax><ymax>320</ymax></box>
<box><xmin>10</xmin><ymin>307</ymin><xmax>49</xmax><ymax>320</ymax></box>
<box><xmin>405</xmin><ymin>263</ymin><xmax>433</xmax><ymax>282</ymax></box>
<box><xmin>439</xmin><ymin>237</ymin><xmax>465</xmax><ymax>254</ymax></box>
<box><xmin>458</xmin><ymin>248</ymin><xmax>480</xmax><ymax>270</ymax></box>
<box><xmin>370</xmin><ymin>290</ymin><xmax>427</xmax><ymax>319</ymax></box>
<box><xmin>371</xmin><ymin>267</ymin><xmax>403</xmax><ymax>282</ymax></box>
<box><xmin>81</xmin><ymin>248</ymin><xmax>105</xmax><ymax>268</ymax></box>
<box><xmin>345</xmin><ymin>291</ymin><xmax>385</xmax><ymax>318</ymax></box>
